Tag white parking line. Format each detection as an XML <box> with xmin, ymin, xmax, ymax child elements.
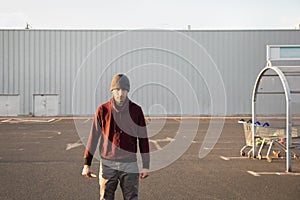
<box><xmin>34</xmin><ymin>130</ymin><xmax>61</xmax><ymax>138</ymax></box>
<box><xmin>38</xmin><ymin>130</ymin><xmax>61</xmax><ymax>134</ymax></box>
<box><xmin>1</xmin><ymin>118</ymin><xmax>56</xmax><ymax>123</ymax></box>
<box><xmin>21</xmin><ymin>141</ymin><xmax>41</xmax><ymax>144</ymax></box>
<box><xmin>149</xmin><ymin>137</ymin><xmax>175</xmax><ymax>150</ymax></box>
<box><xmin>83</xmin><ymin>119</ymin><xmax>91</xmax><ymax>124</ymax></box>
<box><xmin>247</xmin><ymin>170</ymin><xmax>300</xmax><ymax>177</ymax></box>
<box><xmin>52</xmin><ymin>119</ymin><xmax>61</xmax><ymax>123</ymax></box>
<box><xmin>220</xmin><ymin>156</ymin><xmax>249</xmax><ymax>161</ymax></box>
<box><xmin>173</xmin><ymin>118</ymin><xmax>181</xmax><ymax>122</ymax></box>
<box><xmin>150</xmin><ymin>140</ymin><xmax>162</xmax><ymax>150</ymax></box>
<box><xmin>66</xmin><ymin>140</ymin><xmax>83</xmax><ymax>150</ymax></box>
<box><xmin>204</xmin><ymin>147</ymin><xmax>241</xmax><ymax>150</ymax></box>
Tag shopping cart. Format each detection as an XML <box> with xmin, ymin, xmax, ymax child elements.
<box><xmin>239</xmin><ymin>120</ymin><xmax>260</xmax><ymax>158</ymax></box>
<box><xmin>239</xmin><ymin>119</ymin><xmax>298</xmax><ymax>162</ymax></box>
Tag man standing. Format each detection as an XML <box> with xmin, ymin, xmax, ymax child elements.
<box><xmin>82</xmin><ymin>74</ymin><xmax>150</xmax><ymax>200</ymax></box>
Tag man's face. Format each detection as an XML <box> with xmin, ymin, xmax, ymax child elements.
<box><xmin>112</xmin><ymin>88</ymin><xmax>128</xmax><ymax>105</ymax></box>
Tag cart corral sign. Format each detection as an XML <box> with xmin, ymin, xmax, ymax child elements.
<box><xmin>267</xmin><ymin>45</ymin><xmax>300</xmax><ymax>61</ymax></box>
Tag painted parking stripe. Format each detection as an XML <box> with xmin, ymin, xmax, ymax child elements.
<box><xmin>66</xmin><ymin>140</ymin><xmax>83</xmax><ymax>150</ymax></box>
<box><xmin>173</xmin><ymin>118</ymin><xmax>181</xmax><ymax>122</ymax></box>
<box><xmin>220</xmin><ymin>156</ymin><xmax>249</xmax><ymax>160</ymax></box>
<box><xmin>1</xmin><ymin>119</ymin><xmax>11</xmax><ymax>123</ymax></box>
<box><xmin>247</xmin><ymin>171</ymin><xmax>300</xmax><ymax>177</ymax></box>
<box><xmin>204</xmin><ymin>147</ymin><xmax>241</xmax><ymax>150</ymax></box>
<box><xmin>52</xmin><ymin>119</ymin><xmax>61</xmax><ymax>123</ymax></box>
<box><xmin>150</xmin><ymin>140</ymin><xmax>162</xmax><ymax>150</ymax></box>
<box><xmin>83</xmin><ymin>119</ymin><xmax>91</xmax><ymax>124</ymax></box>
<box><xmin>149</xmin><ymin>137</ymin><xmax>175</xmax><ymax>150</ymax></box>
<box><xmin>1</xmin><ymin>118</ymin><xmax>56</xmax><ymax>123</ymax></box>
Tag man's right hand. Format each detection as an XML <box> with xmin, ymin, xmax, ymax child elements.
<box><xmin>81</xmin><ymin>165</ymin><xmax>96</xmax><ymax>178</ymax></box>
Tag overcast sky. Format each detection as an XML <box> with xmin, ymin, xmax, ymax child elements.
<box><xmin>0</xmin><ymin>0</ymin><xmax>300</xmax><ymax>30</ymax></box>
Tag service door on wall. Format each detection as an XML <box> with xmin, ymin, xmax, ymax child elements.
<box><xmin>34</xmin><ymin>95</ymin><xmax>59</xmax><ymax>116</ymax></box>
<box><xmin>0</xmin><ymin>95</ymin><xmax>20</xmax><ymax>116</ymax></box>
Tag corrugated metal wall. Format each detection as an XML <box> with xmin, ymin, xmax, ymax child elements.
<box><xmin>0</xmin><ymin>29</ymin><xmax>300</xmax><ymax>116</ymax></box>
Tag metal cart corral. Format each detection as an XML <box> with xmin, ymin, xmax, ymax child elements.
<box><xmin>251</xmin><ymin>45</ymin><xmax>300</xmax><ymax>172</ymax></box>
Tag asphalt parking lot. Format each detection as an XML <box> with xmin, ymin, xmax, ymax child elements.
<box><xmin>0</xmin><ymin>117</ymin><xmax>300</xmax><ymax>200</ymax></box>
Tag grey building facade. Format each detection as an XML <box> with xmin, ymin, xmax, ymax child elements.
<box><xmin>0</xmin><ymin>29</ymin><xmax>300</xmax><ymax>116</ymax></box>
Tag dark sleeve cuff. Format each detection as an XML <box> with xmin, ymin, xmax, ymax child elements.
<box><xmin>142</xmin><ymin>162</ymin><xmax>150</xmax><ymax>169</ymax></box>
<box><xmin>84</xmin><ymin>158</ymin><xmax>92</xmax><ymax>166</ymax></box>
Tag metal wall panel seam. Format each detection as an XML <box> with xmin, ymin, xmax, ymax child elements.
<box><xmin>0</xmin><ymin>31</ymin><xmax>4</xmax><ymax>93</ymax></box>
<box><xmin>3</xmin><ymin>31</ymin><xmax>8</xmax><ymax>94</ymax></box>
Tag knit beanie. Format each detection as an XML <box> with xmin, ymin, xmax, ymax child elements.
<box><xmin>110</xmin><ymin>74</ymin><xmax>130</xmax><ymax>91</ymax></box>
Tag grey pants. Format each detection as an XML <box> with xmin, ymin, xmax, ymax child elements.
<box><xmin>99</xmin><ymin>160</ymin><xmax>139</xmax><ymax>200</ymax></box>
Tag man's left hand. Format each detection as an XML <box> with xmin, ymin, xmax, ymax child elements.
<box><xmin>140</xmin><ymin>169</ymin><xmax>149</xmax><ymax>179</ymax></box>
